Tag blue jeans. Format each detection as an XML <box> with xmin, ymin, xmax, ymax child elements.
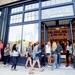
<box><xmin>4</xmin><ymin>55</ymin><xmax>10</xmax><ymax>65</ymax></box>
<box><xmin>73</xmin><ymin>56</ymin><xmax>75</xmax><ymax>68</ymax></box>
<box><xmin>11</xmin><ymin>56</ymin><xmax>18</xmax><ymax>69</ymax></box>
<box><xmin>52</xmin><ymin>54</ymin><xmax>58</xmax><ymax>70</ymax></box>
<box><xmin>57</xmin><ymin>53</ymin><xmax>61</xmax><ymax>67</ymax></box>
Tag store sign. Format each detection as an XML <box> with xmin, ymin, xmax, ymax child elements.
<box><xmin>42</xmin><ymin>5</ymin><xmax>74</xmax><ymax>19</ymax></box>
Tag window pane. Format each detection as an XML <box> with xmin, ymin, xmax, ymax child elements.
<box><xmin>42</xmin><ymin>5</ymin><xmax>74</xmax><ymax>19</ymax></box>
<box><xmin>23</xmin><ymin>23</ymin><xmax>39</xmax><ymax>43</ymax></box>
<box><xmin>8</xmin><ymin>25</ymin><xmax>22</xmax><ymax>49</ymax></box>
<box><xmin>42</xmin><ymin>0</ymin><xmax>72</xmax><ymax>7</ymax></box>
<box><xmin>11</xmin><ymin>6</ymin><xmax>23</xmax><ymax>14</ymax></box>
<box><xmin>10</xmin><ymin>14</ymin><xmax>22</xmax><ymax>24</ymax></box>
<box><xmin>24</xmin><ymin>11</ymin><xmax>39</xmax><ymax>21</ymax></box>
<box><xmin>25</xmin><ymin>3</ymin><xmax>39</xmax><ymax>11</ymax></box>
<box><xmin>55</xmin><ymin>0</ymin><xmax>72</xmax><ymax>4</ymax></box>
<box><xmin>59</xmin><ymin>20</ymin><xmax>69</xmax><ymax>25</ymax></box>
<box><xmin>22</xmin><ymin>23</ymin><xmax>39</xmax><ymax>56</ymax></box>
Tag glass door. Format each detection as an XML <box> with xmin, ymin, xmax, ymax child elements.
<box><xmin>41</xmin><ymin>22</ymin><xmax>48</xmax><ymax>50</ymax></box>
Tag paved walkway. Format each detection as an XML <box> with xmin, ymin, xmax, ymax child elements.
<box><xmin>0</xmin><ymin>64</ymin><xmax>75</xmax><ymax>75</ymax></box>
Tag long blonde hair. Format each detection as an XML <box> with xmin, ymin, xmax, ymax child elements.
<box><xmin>52</xmin><ymin>41</ymin><xmax>57</xmax><ymax>51</ymax></box>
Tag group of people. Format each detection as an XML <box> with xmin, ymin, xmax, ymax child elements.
<box><xmin>46</xmin><ymin>40</ymin><xmax>75</xmax><ymax>69</ymax></box>
<box><xmin>45</xmin><ymin>41</ymin><xmax>62</xmax><ymax>70</ymax></box>
<box><xmin>0</xmin><ymin>40</ymin><xmax>75</xmax><ymax>73</ymax></box>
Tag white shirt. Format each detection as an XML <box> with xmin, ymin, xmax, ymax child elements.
<box><xmin>11</xmin><ymin>50</ymin><xmax>19</xmax><ymax>57</ymax></box>
<box><xmin>66</xmin><ymin>45</ymin><xmax>72</xmax><ymax>54</ymax></box>
<box><xmin>45</xmin><ymin>45</ymin><xmax>51</xmax><ymax>54</ymax></box>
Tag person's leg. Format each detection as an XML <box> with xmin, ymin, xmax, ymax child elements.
<box><xmin>52</xmin><ymin>61</ymin><xmax>55</xmax><ymax>70</ymax></box>
<box><xmin>57</xmin><ymin>54</ymin><xmax>61</xmax><ymax>67</ymax></box>
<box><xmin>4</xmin><ymin>56</ymin><xmax>7</xmax><ymax>65</ymax></box>
<box><xmin>37</xmin><ymin>59</ymin><xmax>41</xmax><ymax>68</ymax></box>
<box><xmin>41</xmin><ymin>55</ymin><xmax>45</xmax><ymax>66</ymax></box>
<box><xmin>28</xmin><ymin>60</ymin><xmax>36</xmax><ymax>74</ymax></box>
<box><xmin>66</xmin><ymin>51</ymin><xmax>69</xmax><ymax>67</ymax></box>
<box><xmin>37</xmin><ymin>59</ymin><xmax>44</xmax><ymax>72</ymax></box>
<box><xmin>52</xmin><ymin>54</ymin><xmax>58</xmax><ymax>70</ymax></box>
<box><xmin>55</xmin><ymin>54</ymin><xmax>58</xmax><ymax>69</ymax></box>
<box><xmin>14</xmin><ymin>57</ymin><xmax>18</xmax><ymax>70</ymax></box>
<box><xmin>11</xmin><ymin>57</ymin><xmax>15</xmax><ymax>69</ymax></box>
<box><xmin>45</xmin><ymin>55</ymin><xmax>47</xmax><ymax>64</ymax></box>
<box><xmin>73</xmin><ymin>56</ymin><xmax>75</xmax><ymax>68</ymax></box>
<box><xmin>25</xmin><ymin>57</ymin><xmax>29</xmax><ymax>68</ymax></box>
<box><xmin>52</xmin><ymin>54</ymin><xmax>56</xmax><ymax>70</ymax></box>
<box><xmin>48</xmin><ymin>55</ymin><xmax>51</xmax><ymax>64</ymax></box>
<box><xmin>7</xmin><ymin>55</ymin><xmax>10</xmax><ymax>64</ymax></box>
<box><xmin>29</xmin><ymin>57</ymin><xmax>32</xmax><ymax>67</ymax></box>
<box><xmin>57</xmin><ymin>54</ymin><xmax>59</xmax><ymax>64</ymax></box>
<box><xmin>32</xmin><ymin>60</ymin><xmax>36</xmax><ymax>68</ymax></box>
<box><xmin>67</xmin><ymin>55</ymin><xmax>69</xmax><ymax>66</ymax></box>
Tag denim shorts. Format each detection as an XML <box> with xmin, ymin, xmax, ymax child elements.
<box><xmin>46</xmin><ymin>53</ymin><xmax>51</xmax><ymax>56</ymax></box>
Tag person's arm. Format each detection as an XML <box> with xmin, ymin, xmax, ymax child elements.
<box><xmin>4</xmin><ymin>48</ymin><xmax>8</xmax><ymax>53</ymax></box>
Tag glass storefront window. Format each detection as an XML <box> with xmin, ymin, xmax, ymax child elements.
<box><xmin>11</xmin><ymin>6</ymin><xmax>23</xmax><ymax>14</ymax></box>
<box><xmin>22</xmin><ymin>23</ymin><xmax>39</xmax><ymax>56</ymax></box>
<box><xmin>25</xmin><ymin>3</ymin><xmax>39</xmax><ymax>11</ymax></box>
<box><xmin>8</xmin><ymin>25</ymin><xmax>22</xmax><ymax>49</ymax></box>
<box><xmin>55</xmin><ymin>0</ymin><xmax>72</xmax><ymax>4</ymax></box>
<box><xmin>10</xmin><ymin>14</ymin><xmax>22</xmax><ymax>24</ymax></box>
<box><xmin>42</xmin><ymin>0</ymin><xmax>72</xmax><ymax>7</ymax></box>
<box><xmin>42</xmin><ymin>5</ymin><xmax>74</xmax><ymax>19</ymax></box>
<box><xmin>8</xmin><ymin>23</ymin><xmax>39</xmax><ymax>56</ymax></box>
<box><xmin>23</xmin><ymin>23</ymin><xmax>39</xmax><ymax>44</ymax></box>
<box><xmin>24</xmin><ymin>11</ymin><xmax>39</xmax><ymax>21</ymax></box>
<box><xmin>59</xmin><ymin>20</ymin><xmax>69</xmax><ymax>25</ymax></box>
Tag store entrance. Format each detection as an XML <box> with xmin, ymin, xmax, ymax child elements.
<box><xmin>41</xmin><ymin>20</ymin><xmax>73</xmax><ymax>54</ymax></box>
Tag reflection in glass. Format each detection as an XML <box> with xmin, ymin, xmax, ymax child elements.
<box><xmin>25</xmin><ymin>3</ymin><xmax>39</xmax><ymax>11</ymax></box>
<box><xmin>24</xmin><ymin>11</ymin><xmax>39</xmax><ymax>21</ymax></box>
<box><xmin>21</xmin><ymin>23</ymin><xmax>39</xmax><ymax>56</ymax></box>
<box><xmin>8</xmin><ymin>23</ymin><xmax>39</xmax><ymax>56</ymax></box>
<box><xmin>8</xmin><ymin>25</ymin><xmax>22</xmax><ymax>49</ymax></box>
<box><xmin>42</xmin><ymin>0</ymin><xmax>72</xmax><ymax>7</ymax></box>
<box><xmin>42</xmin><ymin>5</ymin><xmax>74</xmax><ymax>19</ymax></box>
<box><xmin>10</xmin><ymin>14</ymin><xmax>22</xmax><ymax>24</ymax></box>
<box><xmin>23</xmin><ymin>23</ymin><xmax>39</xmax><ymax>43</ymax></box>
<box><xmin>11</xmin><ymin>6</ymin><xmax>23</xmax><ymax>14</ymax></box>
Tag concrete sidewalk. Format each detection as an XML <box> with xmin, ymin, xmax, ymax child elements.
<box><xmin>0</xmin><ymin>64</ymin><xmax>75</xmax><ymax>75</ymax></box>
